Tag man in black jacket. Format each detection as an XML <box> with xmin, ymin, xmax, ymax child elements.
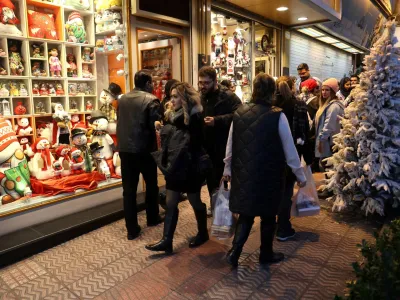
<box><xmin>198</xmin><ymin>67</ymin><xmax>241</xmax><ymax>213</ymax></box>
<box><xmin>117</xmin><ymin>70</ymin><xmax>164</xmax><ymax>240</ymax></box>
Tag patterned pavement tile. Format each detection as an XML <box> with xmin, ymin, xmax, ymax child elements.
<box><xmin>63</xmin><ymin>234</ymin><xmax>105</xmax><ymax>258</ymax></box>
<box><xmin>67</xmin><ymin>270</ymin><xmax>116</xmax><ymax>299</ymax></box>
<box><xmin>325</xmin><ymin>248</ymin><xmax>361</xmax><ymax>272</ymax></box>
<box><xmin>313</xmin><ymin>266</ymin><xmax>353</xmax><ymax>295</ymax></box>
<box><xmin>290</xmin><ymin>214</ymin><xmax>326</xmax><ymax>230</ymax></box>
<box><xmin>163</xmin><ymin>291</ymin><xmax>189</xmax><ymax>299</ymax></box>
<box><xmin>273</xmin><ymin>239</ymin><xmax>305</xmax><ymax>258</ymax></box>
<box><xmin>345</xmin><ymin>227</ymin><xmax>376</xmax><ymax>243</ymax></box>
<box><xmin>13</xmin><ymin>274</ymin><xmax>63</xmax><ymax>300</ymax></box>
<box><xmin>305</xmin><ymin>229</ymin><xmax>343</xmax><ymax>247</ymax></box>
<box><xmin>291</xmin><ymin>242</ymin><xmax>334</xmax><ymax>265</ymax></box>
<box><xmin>42</xmin><ymin>288</ymin><xmax>79</xmax><ymax>300</ymax></box>
<box><xmin>201</xmin><ymin>275</ymin><xmax>256</xmax><ymax>300</ymax></box>
<box><xmin>94</xmin><ymin>272</ymin><xmax>171</xmax><ymax>300</ymax></box>
<box><xmin>0</xmin><ymin>291</ymin><xmax>19</xmax><ymax>300</ymax></box>
<box><xmin>81</xmin><ymin>245</ymin><xmax>124</xmax><ymax>270</ymax></box>
<box><xmin>0</xmin><ymin>259</ymin><xmax>48</xmax><ymax>289</ymax></box>
<box><xmin>32</xmin><ymin>245</ymin><xmax>77</xmax><ymax>271</ymax></box>
<box><xmin>101</xmin><ymin>254</ymin><xmax>144</xmax><ymax>283</ymax></box>
<box><xmin>176</xmin><ymin>267</ymin><xmax>226</xmax><ymax>299</ymax></box>
<box><xmin>51</xmin><ymin>258</ymin><xmax>94</xmax><ymax>285</ymax></box>
<box><xmin>301</xmin><ymin>283</ymin><xmax>348</xmax><ymax>300</ymax></box>
<box><xmin>316</xmin><ymin>220</ymin><xmax>351</xmax><ymax>236</ymax></box>
<box><xmin>278</xmin><ymin>258</ymin><xmax>322</xmax><ymax>282</ymax></box>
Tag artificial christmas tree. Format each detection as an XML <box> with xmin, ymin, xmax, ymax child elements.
<box><xmin>323</xmin><ymin>20</ymin><xmax>400</xmax><ymax>215</ymax></box>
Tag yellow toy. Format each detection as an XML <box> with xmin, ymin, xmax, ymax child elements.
<box><xmin>9</xmin><ymin>82</ymin><xmax>19</xmax><ymax>97</ymax></box>
<box><xmin>108</xmin><ymin>0</ymin><xmax>122</xmax><ymax>8</ymax></box>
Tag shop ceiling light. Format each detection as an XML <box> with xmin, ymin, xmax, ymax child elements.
<box><xmin>344</xmin><ymin>47</ymin><xmax>361</xmax><ymax>53</ymax></box>
<box><xmin>298</xmin><ymin>17</ymin><xmax>308</xmax><ymax>21</ymax></box>
<box><xmin>317</xmin><ymin>36</ymin><xmax>340</xmax><ymax>44</ymax></box>
<box><xmin>331</xmin><ymin>42</ymin><xmax>351</xmax><ymax>49</ymax></box>
<box><xmin>298</xmin><ymin>28</ymin><xmax>324</xmax><ymax>37</ymax></box>
<box><xmin>277</xmin><ymin>6</ymin><xmax>288</xmax><ymax>11</ymax></box>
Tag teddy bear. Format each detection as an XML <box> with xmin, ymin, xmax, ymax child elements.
<box><xmin>14</xmin><ymin>118</ymin><xmax>33</xmax><ymax>136</ymax></box>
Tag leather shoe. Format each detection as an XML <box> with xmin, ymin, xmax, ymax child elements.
<box><xmin>259</xmin><ymin>252</ymin><xmax>284</xmax><ymax>264</ymax></box>
<box><xmin>147</xmin><ymin>216</ymin><xmax>165</xmax><ymax>227</ymax></box>
<box><xmin>188</xmin><ymin>233</ymin><xmax>209</xmax><ymax>248</ymax></box>
<box><xmin>127</xmin><ymin>225</ymin><xmax>141</xmax><ymax>240</ymax></box>
<box><xmin>226</xmin><ymin>247</ymin><xmax>241</xmax><ymax>267</ymax></box>
<box><xmin>145</xmin><ymin>238</ymin><xmax>173</xmax><ymax>254</ymax></box>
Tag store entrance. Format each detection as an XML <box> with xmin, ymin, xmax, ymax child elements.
<box><xmin>137</xmin><ymin>29</ymin><xmax>183</xmax><ymax>98</ymax></box>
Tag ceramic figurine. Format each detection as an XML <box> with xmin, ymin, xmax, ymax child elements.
<box><xmin>19</xmin><ymin>83</ymin><xmax>28</xmax><ymax>96</ymax></box>
<box><xmin>95</xmin><ymin>40</ymin><xmax>105</xmax><ymax>52</ymax></box>
<box><xmin>32</xmin><ymin>83</ymin><xmax>40</xmax><ymax>96</ymax></box>
<box><xmin>14</xmin><ymin>118</ymin><xmax>32</xmax><ymax>135</ymax></box>
<box><xmin>40</xmin><ymin>83</ymin><xmax>49</xmax><ymax>96</ymax></box>
<box><xmin>77</xmin><ymin>83</ymin><xmax>86</xmax><ymax>95</ymax></box>
<box><xmin>66</xmin><ymin>53</ymin><xmax>77</xmax><ymax>77</ymax></box>
<box><xmin>48</xmin><ymin>83</ymin><xmax>56</xmax><ymax>95</ymax></box>
<box><xmin>52</xmin><ymin>160</ymin><xmax>64</xmax><ymax>177</ymax></box>
<box><xmin>85</xmin><ymin>100</ymin><xmax>93</xmax><ymax>111</ymax></box>
<box><xmin>8</xmin><ymin>40</ymin><xmax>24</xmax><ymax>76</ymax></box>
<box><xmin>14</xmin><ymin>102</ymin><xmax>27</xmax><ymax>115</ymax></box>
<box><xmin>82</xmin><ymin>47</ymin><xmax>94</xmax><ymax>62</ymax></box>
<box><xmin>56</xmin><ymin>83</ymin><xmax>64</xmax><ymax>95</ymax></box>
<box><xmin>49</xmin><ymin>48</ymin><xmax>62</xmax><ymax>77</ymax></box>
<box><xmin>70</xmin><ymin>114</ymin><xmax>80</xmax><ymax>128</ymax></box>
<box><xmin>90</xmin><ymin>142</ymin><xmax>110</xmax><ymax>179</ymax></box>
<box><xmin>86</xmin><ymin>86</ymin><xmax>93</xmax><ymax>95</ymax></box>
<box><xmin>0</xmin><ymin>84</ymin><xmax>9</xmax><ymax>97</ymax></box>
<box><xmin>82</xmin><ymin>64</ymin><xmax>93</xmax><ymax>78</ymax></box>
<box><xmin>32</xmin><ymin>44</ymin><xmax>43</xmax><ymax>58</ymax></box>
<box><xmin>35</xmin><ymin>101</ymin><xmax>45</xmax><ymax>113</ymax></box>
<box><xmin>9</xmin><ymin>82</ymin><xmax>19</xmax><ymax>96</ymax></box>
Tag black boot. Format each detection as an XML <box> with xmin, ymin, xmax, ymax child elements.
<box><xmin>226</xmin><ymin>216</ymin><xmax>254</xmax><ymax>267</ymax></box>
<box><xmin>189</xmin><ymin>203</ymin><xmax>209</xmax><ymax>248</ymax></box>
<box><xmin>145</xmin><ymin>208</ymin><xmax>179</xmax><ymax>254</ymax></box>
<box><xmin>259</xmin><ymin>218</ymin><xmax>284</xmax><ymax>264</ymax></box>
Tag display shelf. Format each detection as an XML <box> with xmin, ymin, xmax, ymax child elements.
<box><xmin>96</xmin><ymin>49</ymin><xmax>123</xmax><ymax>56</ymax></box>
<box><xmin>95</xmin><ymin>29</ymin><xmax>117</xmax><ymax>36</ymax></box>
<box><xmin>27</xmin><ymin>0</ymin><xmax>61</xmax><ymax>8</ymax></box>
<box><xmin>63</xmin><ymin>6</ymin><xmax>93</xmax><ymax>16</ymax></box>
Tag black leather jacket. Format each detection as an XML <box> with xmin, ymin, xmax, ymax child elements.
<box><xmin>117</xmin><ymin>88</ymin><xmax>160</xmax><ymax>153</ymax></box>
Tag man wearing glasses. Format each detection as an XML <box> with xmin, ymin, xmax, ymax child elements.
<box><xmin>198</xmin><ymin>66</ymin><xmax>241</xmax><ymax>215</ymax></box>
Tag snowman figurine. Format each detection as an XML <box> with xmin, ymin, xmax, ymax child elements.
<box><xmin>71</xmin><ymin>127</ymin><xmax>92</xmax><ymax>172</ymax></box>
<box><xmin>99</xmin><ymin>88</ymin><xmax>117</xmax><ymax>133</ymax></box>
<box><xmin>90</xmin><ymin>142</ymin><xmax>110</xmax><ymax>180</ymax></box>
<box><xmin>70</xmin><ymin>147</ymin><xmax>84</xmax><ymax>174</ymax></box>
<box><xmin>28</xmin><ymin>137</ymin><xmax>55</xmax><ymax>180</ymax></box>
<box><xmin>89</xmin><ymin>110</ymin><xmax>116</xmax><ymax>160</ymax></box>
<box><xmin>14</xmin><ymin>118</ymin><xmax>33</xmax><ymax>136</ymax></box>
<box><xmin>55</xmin><ymin>144</ymin><xmax>72</xmax><ymax>176</ymax></box>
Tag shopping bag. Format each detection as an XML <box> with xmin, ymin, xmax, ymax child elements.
<box><xmin>291</xmin><ymin>166</ymin><xmax>320</xmax><ymax>217</ymax></box>
<box><xmin>211</xmin><ymin>181</ymin><xmax>236</xmax><ymax>239</ymax></box>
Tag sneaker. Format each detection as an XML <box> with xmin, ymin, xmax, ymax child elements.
<box><xmin>276</xmin><ymin>228</ymin><xmax>296</xmax><ymax>241</ymax></box>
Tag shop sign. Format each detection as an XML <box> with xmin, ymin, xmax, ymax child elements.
<box><xmin>227</xmin><ymin>57</ymin><xmax>235</xmax><ymax>75</ymax></box>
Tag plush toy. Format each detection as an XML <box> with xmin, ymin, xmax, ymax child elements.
<box><xmin>49</xmin><ymin>48</ymin><xmax>62</xmax><ymax>77</ymax></box>
<box><xmin>104</xmin><ymin>38</ymin><xmax>113</xmax><ymax>51</ymax></box>
<box><xmin>113</xmin><ymin>151</ymin><xmax>121</xmax><ymax>176</ymax></box>
<box><xmin>109</xmin><ymin>0</ymin><xmax>122</xmax><ymax>8</ymax></box>
<box><xmin>55</xmin><ymin>144</ymin><xmax>72</xmax><ymax>176</ymax></box>
<box><xmin>70</xmin><ymin>114</ymin><xmax>80</xmax><ymax>128</ymax></box>
<box><xmin>90</xmin><ymin>142</ymin><xmax>110</xmax><ymax>179</ymax></box>
<box><xmin>63</xmin><ymin>0</ymin><xmax>90</xmax><ymax>10</ymax></box>
<box><xmin>95</xmin><ymin>12</ymin><xmax>103</xmax><ymax>33</ymax></box>
<box><xmin>69</xmin><ymin>147</ymin><xmax>84</xmax><ymax>173</ymax></box>
<box><xmin>52</xmin><ymin>103</ymin><xmax>71</xmax><ymax>146</ymax></box>
<box><xmin>101</xmin><ymin>10</ymin><xmax>113</xmax><ymax>30</ymax></box>
<box><xmin>89</xmin><ymin>110</ymin><xmax>116</xmax><ymax>159</ymax></box>
<box><xmin>99</xmin><ymin>89</ymin><xmax>117</xmax><ymax>124</ymax></box>
<box><xmin>36</xmin><ymin>122</ymin><xmax>52</xmax><ymax>142</ymax></box>
<box><xmin>112</xmin><ymin>12</ymin><xmax>121</xmax><ymax>29</ymax></box>
<box><xmin>18</xmin><ymin>137</ymin><xmax>32</xmax><ymax>158</ymax></box>
<box><xmin>8</xmin><ymin>40</ymin><xmax>24</xmax><ymax>75</ymax></box>
<box><xmin>0</xmin><ymin>0</ymin><xmax>22</xmax><ymax>36</ymax></box>
<box><xmin>214</xmin><ymin>32</ymin><xmax>223</xmax><ymax>56</ymax></box>
<box><xmin>0</xmin><ymin>117</ymin><xmax>31</xmax><ymax>205</ymax></box>
<box><xmin>14</xmin><ymin>118</ymin><xmax>32</xmax><ymax>136</ymax></box>
<box><xmin>27</xmin><ymin>10</ymin><xmax>57</xmax><ymax>40</ymax></box>
<box><xmin>65</xmin><ymin>11</ymin><xmax>87</xmax><ymax>44</ymax></box>
<box><xmin>28</xmin><ymin>137</ymin><xmax>55</xmax><ymax>180</ymax></box>
<box><xmin>71</xmin><ymin>128</ymin><xmax>92</xmax><ymax>172</ymax></box>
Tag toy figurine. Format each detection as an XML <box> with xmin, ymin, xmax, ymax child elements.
<box><xmin>95</xmin><ymin>40</ymin><xmax>105</xmax><ymax>52</ymax></box>
<box><xmin>14</xmin><ymin>102</ymin><xmax>27</xmax><ymax>115</ymax></box>
<box><xmin>9</xmin><ymin>82</ymin><xmax>19</xmax><ymax>96</ymax></box>
<box><xmin>70</xmin><ymin>99</ymin><xmax>78</xmax><ymax>111</ymax></box>
<box><xmin>14</xmin><ymin>118</ymin><xmax>32</xmax><ymax>135</ymax></box>
<box><xmin>82</xmin><ymin>47</ymin><xmax>94</xmax><ymax>62</ymax></box>
<box><xmin>90</xmin><ymin>142</ymin><xmax>110</xmax><ymax>179</ymax></box>
<box><xmin>71</xmin><ymin>128</ymin><xmax>92</xmax><ymax>172</ymax></box>
<box><xmin>99</xmin><ymin>89</ymin><xmax>117</xmax><ymax>123</ymax></box>
<box><xmin>19</xmin><ymin>83</ymin><xmax>28</xmax><ymax>96</ymax></box>
<box><xmin>113</xmin><ymin>152</ymin><xmax>121</xmax><ymax>176</ymax></box>
<box><xmin>77</xmin><ymin>83</ymin><xmax>87</xmax><ymax>95</ymax></box>
<box><xmin>49</xmin><ymin>48</ymin><xmax>62</xmax><ymax>77</ymax></box>
<box><xmin>55</xmin><ymin>144</ymin><xmax>72</xmax><ymax>176</ymax></box>
<box><xmin>32</xmin><ymin>61</ymin><xmax>46</xmax><ymax>77</ymax></box>
<box><xmin>82</xmin><ymin>64</ymin><xmax>93</xmax><ymax>78</ymax></box>
<box><xmin>70</xmin><ymin>114</ymin><xmax>80</xmax><ymax>128</ymax></box>
<box><xmin>40</xmin><ymin>83</ymin><xmax>49</xmax><ymax>96</ymax></box>
<box><xmin>19</xmin><ymin>137</ymin><xmax>31</xmax><ymax>156</ymax></box>
<box><xmin>27</xmin><ymin>137</ymin><xmax>55</xmax><ymax>180</ymax></box>
<box><xmin>48</xmin><ymin>83</ymin><xmax>56</xmax><ymax>95</ymax></box>
<box><xmin>0</xmin><ymin>66</ymin><xmax>7</xmax><ymax>75</ymax></box>
<box><xmin>52</xmin><ymin>103</ymin><xmax>71</xmax><ymax>146</ymax></box>
<box><xmin>66</xmin><ymin>53</ymin><xmax>77</xmax><ymax>77</ymax></box>
<box><xmin>86</xmin><ymin>86</ymin><xmax>93</xmax><ymax>95</ymax></box>
<box><xmin>52</xmin><ymin>160</ymin><xmax>63</xmax><ymax>177</ymax></box>
<box><xmin>56</xmin><ymin>83</ymin><xmax>64</xmax><ymax>95</ymax></box>
<box><xmin>89</xmin><ymin>110</ymin><xmax>116</xmax><ymax>160</ymax></box>
<box><xmin>32</xmin><ymin>44</ymin><xmax>43</xmax><ymax>58</ymax></box>
<box><xmin>0</xmin><ymin>84</ymin><xmax>9</xmax><ymax>97</ymax></box>
<box><xmin>70</xmin><ymin>147</ymin><xmax>84</xmax><ymax>173</ymax></box>
<box><xmin>35</xmin><ymin>101</ymin><xmax>45</xmax><ymax>113</ymax></box>
<box><xmin>8</xmin><ymin>40</ymin><xmax>24</xmax><ymax>76</ymax></box>
<box><xmin>86</xmin><ymin>100</ymin><xmax>93</xmax><ymax>111</ymax></box>
<box><xmin>32</xmin><ymin>83</ymin><xmax>40</xmax><ymax>96</ymax></box>
<box><xmin>68</xmin><ymin>83</ymin><xmax>77</xmax><ymax>95</ymax></box>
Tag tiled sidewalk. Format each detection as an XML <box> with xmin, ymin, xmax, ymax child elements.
<box><xmin>0</xmin><ymin>186</ymin><xmax>378</xmax><ymax>300</ymax></box>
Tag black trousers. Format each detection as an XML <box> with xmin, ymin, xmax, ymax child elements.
<box><xmin>277</xmin><ymin>173</ymin><xmax>296</xmax><ymax>232</ymax></box>
<box><xmin>206</xmin><ymin>161</ymin><xmax>224</xmax><ymax>206</ymax></box>
<box><xmin>120</xmin><ymin>152</ymin><xmax>159</xmax><ymax>234</ymax></box>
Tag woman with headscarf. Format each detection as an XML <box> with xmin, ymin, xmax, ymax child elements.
<box><xmin>336</xmin><ymin>77</ymin><xmax>351</xmax><ymax>101</ymax></box>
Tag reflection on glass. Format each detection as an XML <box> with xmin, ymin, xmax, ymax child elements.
<box><xmin>254</xmin><ymin>22</ymin><xmax>280</xmax><ymax>78</ymax></box>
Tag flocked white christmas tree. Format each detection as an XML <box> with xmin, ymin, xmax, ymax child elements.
<box><xmin>324</xmin><ymin>20</ymin><xmax>400</xmax><ymax>215</ymax></box>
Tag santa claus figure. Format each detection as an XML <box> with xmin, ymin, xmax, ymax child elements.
<box><xmin>90</xmin><ymin>142</ymin><xmax>110</xmax><ymax>179</ymax></box>
<box><xmin>14</xmin><ymin>118</ymin><xmax>33</xmax><ymax>136</ymax></box>
<box><xmin>28</xmin><ymin>137</ymin><xmax>55</xmax><ymax>180</ymax></box>
<box><xmin>52</xmin><ymin>103</ymin><xmax>71</xmax><ymax>147</ymax></box>
<box><xmin>55</xmin><ymin>144</ymin><xmax>72</xmax><ymax>176</ymax></box>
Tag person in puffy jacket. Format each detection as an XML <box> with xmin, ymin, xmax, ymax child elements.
<box><xmin>222</xmin><ymin>74</ymin><xmax>306</xmax><ymax>267</ymax></box>
<box><xmin>314</xmin><ymin>78</ymin><xmax>345</xmax><ymax>171</ymax></box>
<box><xmin>146</xmin><ymin>82</ymin><xmax>210</xmax><ymax>254</ymax></box>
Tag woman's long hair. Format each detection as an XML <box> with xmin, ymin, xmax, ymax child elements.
<box><xmin>339</xmin><ymin>77</ymin><xmax>351</xmax><ymax>98</ymax></box>
<box><xmin>251</xmin><ymin>73</ymin><xmax>276</xmax><ymax>105</ymax></box>
<box><xmin>275</xmin><ymin>76</ymin><xmax>295</xmax><ymax>107</ymax></box>
<box><xmin>164</xmin><ymin>79</ymin><xmax>179</xmax><ymax>102</ymax></box>
<box><xmin>315</xmin><ymin>87</ymin><xmax>337</xmax><ymax>122</ymax></box>
<box><xmin>166</xmin><ymin>82</ymin><xmax>203</xmax><ymax>125</ymax></box>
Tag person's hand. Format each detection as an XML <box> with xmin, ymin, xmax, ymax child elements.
<box><xmin>221</xmin><ymin>175</ymin><xmax>231</xmax><ymax>182</ymax></box>
<box><xmin>204</xmin><ymin>117</ymin><xmax>215</xmax><ymax>127</ymax></box>
<box><xmin>297</xmin><ymin>180</ymin><xmax>307</xmax><ymax>188</ymax></box>
<box><xmin>155</xmin><ymin>121</ymin><xmax>162</xmax><ymax>130</ymax></box>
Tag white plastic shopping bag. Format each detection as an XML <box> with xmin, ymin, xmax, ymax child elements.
<box><xmin>211</xmin><ymin>181</ymin><xmax>236</xmax><ymax>239</ymax></box>
<box><xmin>291</xmin><ymin>166</ymin><xmax>320</xmax><ymax>217</ymax></box>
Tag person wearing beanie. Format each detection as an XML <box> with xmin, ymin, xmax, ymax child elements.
<box><xmin>314</xmin><ymin>78</ymin><xmax>344</xmax><ymax>171</ymax></box>
<box><xmin>299</xmin><ymin>78</ymin><xmax>320</xmax><ymax>124</ymax></box>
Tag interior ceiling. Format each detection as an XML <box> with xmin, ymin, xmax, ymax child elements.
<box><xmin>225</xmin><ymin>0</ymin><xmax>332</xmax><ymax>26</ymax></box>
<box><xmin>137</xmin><ymin>30</ymin><xmax>175</xmax><ymax>43</ymax></box>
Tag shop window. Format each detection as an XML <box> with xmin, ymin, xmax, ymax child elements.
<box><xmin>254</xmin><ymin>22</ymin><xmax>280</xmax><ymax>78</ymax></box>
<box><xmin>210</xmin><ymin>12</ymin><xmax>252</xmax><ymax>103</ymax></box>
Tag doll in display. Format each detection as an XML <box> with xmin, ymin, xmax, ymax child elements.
<box><xmin>9</xmin><ymin>82</ymin><xmax>19</xmax><ymax>96</ymax></box>
<box><xmin>71</xmin><ymin>128</ymin><xmax>92</xmax><ymax>172</ymax></box>
<box><xmin>90</xmin><ymin>142</ymin><xmax>110</xmax><ymax>179</ymax></box>
<box><xmin>95</xmin><ymin>40</ymin><xmax>105</xmax><ymax>52</ymax></box>
<box><xmin>49</xmin><ymin>48</ymin><xmax>62</xmax><ymax>77</ymax></box>
<box><xmin>32</xmin><ymin>83</ymin><xmax>40</xmax><ymax>96</ymax></box>
<box><xmin>28</xmin><ymin>137</ymin><xmax>55</xmax><ymax>180</ymax></box>
<box><xmin>32</xmin><ymin>44</ymin><xmax>43</xmax><ymax>58</ymax></box>
<box><xmin>55</xmin><ymin>144</ymin><xmax>72</xmax><ymax>176</ymax></box>
<box><xmin>52</xmin><ymin>160</ymin><xmax>63</xmax><ymax>178</ymax></box>
<box><xmin>56</xmin><ymin>83</ymin><xmax>64</xmax><ymax>95</ymax></box>
<box><xmin>214</xmin><ymin>32</ymin><xmax>223</xmax><ymax>57</ymax></box>
<box><xmin>113</xmin><ymin>152</ymin><xmax>121</xmax><ymax>176</ymax></box>
<box><xmin>32</xmin><ymin>61</ymin><xmax>46</xmax><ymax>77</ymax></box>
<box><xmin>86</xmin><ymin>100</ymin><xmax>93</xmax><ymax>111</ymax></box>
<box><xmin>35</xmin><ymin>101</ymin><xmax>45</xmax><ymax>113</ymax></box>
<box><xmin>52</xmin><ymin>103</ymin><xmax>71</xmax><ymax>146</ymax></box>
<box><xmin>66</xmin><ymin>53</ymin><xmax>77</xmax><ymax>77</ymax></box>
<box><xmin>0</xmin><ymin>49</ymin><xmax>6</xmax><ymax>57</ymax></box>
<box><xmin>19</xmin><ymin>83</ymin><xmax>28</xmax><ymax>96</ymax></box>
<box><xmin>85</xmin><ymin>86</ymin><xmax>93</xmax><ymax>95</ymax></box>
<box><xmin>14</xmin><ymin>101</ymin><xmax>27</xmax><ymax>115</ymax></box>
<box><xmin>40</xmin><ymin>83</ymin><xmax>49</xmax><ymax>96</ymax></box>
<box><xmin>48</xmin><ymin>83</ymin><xmax>56</xmax><ymax>95</ymax></box>
<box><xmin>68</xmin><ymin>83</ymin><xmax>77</xmax><ymax>96</ymax></box>
<box><xmin>82</xmin><ymin>64</ymin><xmax>93</xmax><ymax>78</ymax></box>
<box><xmin>77</xmin><ymin>83</ymin><xmax>86</xmax><ymax>95</ymax></box>
<box><xmin>14</xmin><ymin>118</ymin><xmax>32</xmax><ymax>136</ymax></box>
<box><xmin>82</xmin><ymin>47</ymin><xmax>94</xmax><ymax>62</ymax></box>
<box><xmin>70</xmin><ymin>99</ymin><xmax>78</xmax><ymax>111</ymax></box>
<box><xmin>8</xmin><ymin>40</ymin><xmax>24</xmax><ymax>76</ymax></box>
<box><xmin>0</xmin><ymin>66</ymin><xmax>7</xmax><ymax>75</ymax></box>
<box><xmin>99</xmin><ymin>89</ymin><xmax>117</xmax><ymax>134</ymax></box>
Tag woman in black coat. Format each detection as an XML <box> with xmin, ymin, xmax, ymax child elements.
<box><xmin>275</xmin><ymin>76</ymin><xmax>314</xmax><ymax>241</ymax></box>
<box><xmin>146</xmin><ymin>82</ymin><xmax>209</xmax><ymax>253</ymax></box>
<box><xmin>222</xmin><ymin>74</ymin><xmax>306</xmax><ymax>267</ymax></box>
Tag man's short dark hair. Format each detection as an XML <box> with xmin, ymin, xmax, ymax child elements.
<box><xmin>134</xmin><ymin>70</ymin><xmax>152</xmax><ymax>89</ymax></box>
<box><xmin>297</xmin><ymin>63</ymin><xmax>309</xmax><ymax>71</ymax></box>
<box><xmin>351</xmin><ymin>74</ymin><xmax>359</xmax><ymax>80</ymax></box>
<box><xmin>198</xmin><ymin>66</ymin><xmax>217</xmax><ymax>81</ymax></box>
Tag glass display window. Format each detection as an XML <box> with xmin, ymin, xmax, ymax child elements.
<box><xmin>211</xmin><ymin>11</ymin><xmax>252</xmax><ymax>103</ymax></box>
<box><xmin>254</xmin><ymin>23</ymin><xmax>280</xmax><ymax>78</ymax></box>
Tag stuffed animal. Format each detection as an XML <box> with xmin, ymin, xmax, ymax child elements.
<box><xmin>113</xmin><ymin>152</ymin><xmax>121</xmax><ymax>176</ymax></box>
<box><xmin>14</xmin><ymin>118</ymin><xmax>32</xmax><ymax>136</ymax></box>
<box><xmin>0</xmin><ymin>0</ymin><xmax>22</xmax><ymax>36</ymax></box>
<box><xmin>71</xmin><ymin>128</ymin><xmax>92</xmax><ymax>172</ymax></box>
<box><xmin>99</xmin><ymin>89</ymin><xmax>117</xmax><ymax>123</ymax></box>
<box><xmin>89</xmin><ymin>110</ymin><xmax>116</xmax><ymax>160</ymax></box>
<box><xmin>65</xmin><ymin>11</ymin><xmax>87</xmax><ymax>44</ymax></box>
<box><xmin>55</xmin><ymin>144</ymin><xmax>72</xmax><ymax>176</ymax></box>
<box><xmin>70</xmin><ymin>114</ymin><xmax>80</xmax><ymax>128</ymax></box>
<box><xmin>102</xmin><ymin>10</ymin><xmax>113</xmax><ymax>30</ymax></box>
<box><xmin>95</xmin><ymin>12</ymin><xmax>103</xmax><ymax>33</ymax></box>
<box><xmin>90</xmin><ymin>142</ymin><xmax>110</xmax><ymax>179</ymax></box>
<box><xmin>52</xmin><ymin>103</ymin><xmax>71</xmax><ymax>146</ymax></box>
<box><xmin>69</xmin><ymin>147</ymin><xmax>84</xmax><ymax>173</ymax></box>
<box><xmin>28</xmin><ymin>137</ymin><xmax>55</xmax><ymax>180</ymax></box>
<box><xmin>104</xmin><ymin>38</ymin><xmax>113</xmax><ymax>51</ymax></box>
<box><xmin>18</xmin><ymin>137</ymin><xmax>30</xmax><ymax>154</ymax></box>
